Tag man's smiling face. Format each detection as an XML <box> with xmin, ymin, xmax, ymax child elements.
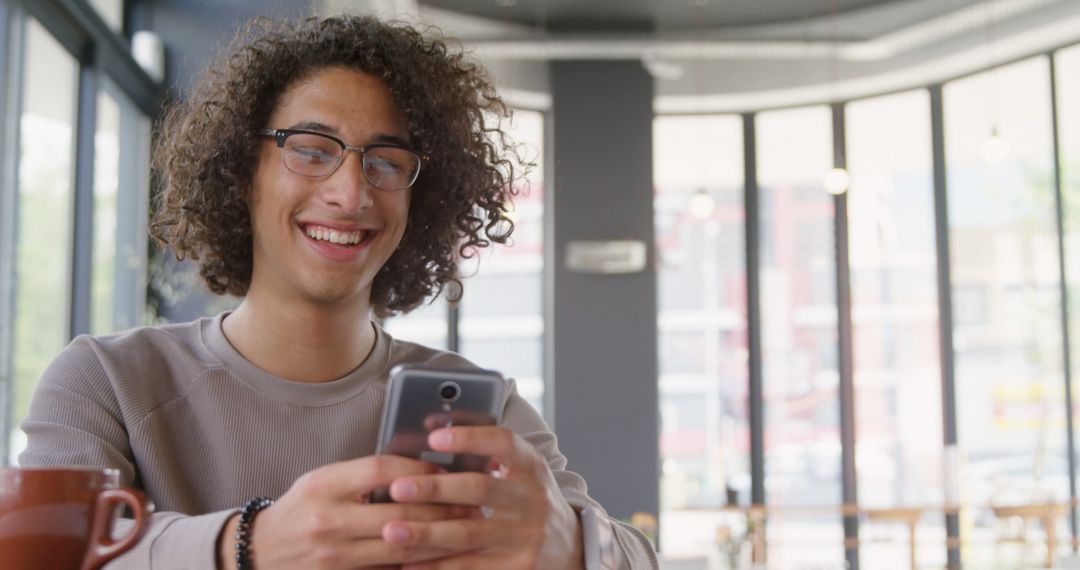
<box><xmin>247</xmin><ymin>66</ymin><xmax>413</xmax><ymax>308</ymax></box>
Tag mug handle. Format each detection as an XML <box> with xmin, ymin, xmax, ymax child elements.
<box><xmin>81</xmin><ymin>487</ymin><xmax>152</xmax><ymax>570</ymax></box>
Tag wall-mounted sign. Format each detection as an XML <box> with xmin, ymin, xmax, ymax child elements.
<box><xmin>564</xmin><ymin>240</ymin><xmax>648</xmax><ymax>274</ymax></box>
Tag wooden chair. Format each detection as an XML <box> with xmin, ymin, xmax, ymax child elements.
<box><xmin>863</xmin><ymin>507</ymin><xmax>925</xmax><ymax>570</ymax></box>
<box><xmin>990</xmin><ymin>503</ymin><xmax>1067</xmax><ymax>568</ymax></box>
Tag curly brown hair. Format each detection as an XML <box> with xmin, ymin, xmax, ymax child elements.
<box><xmin>150</xmin><ymin>15</ymin><xmax>522</xmax><ymax>318</ymax></box>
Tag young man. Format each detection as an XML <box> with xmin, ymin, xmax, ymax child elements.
<box><xmin>19</xmin><ymin>15</ymin><xmax>657</xmax><ymax>570</ymax></box>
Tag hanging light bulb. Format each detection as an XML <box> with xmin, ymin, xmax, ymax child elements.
<box><xmin>823</xmin><ymin>167</ymin><xmax>851</xmax><ymax>195</ymax></box>
<box><xmin>982</xmin><ymin>125</ymin><xmax>1010</xmax><ymax>163</ymax></box>
<box><xmin>689</xmin><ymin>188</ymin><xmax>716</xmax><ymax>220</ymax></box>
<box><xmin>502</xmin><ymin>200</ymin><xmax>519</xmax><ymax>225</ymax></box>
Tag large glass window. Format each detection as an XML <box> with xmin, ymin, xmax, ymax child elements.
<box><xmin>757</xmin><ymin>106</ymin><xmax>843</xmax><ymax>566</ymax></box>
<box><xmin>382</xmin><ymin>298</ymin><xmax>449</xmax><ymax>350</ymax></box>
<box><xmin>382</xmin><ymin>109</ymin><xmax>544</xmax><ymax>414</ymax></box>
<box><xmin>8</xmin><ymin>17</ymin><xmax>79</xmax><ymax>462</ymax></box>
<box><xmin>846</xmin><ymin>90</ymin><xmax>946</xmax><ymax>567</ymax></box>
<box><xmin>945</xmin><ymin>56</ymin><xmax>1066</xmax><ymax>563</ymax></box>
<box><xmin>1057</xmin><ymin>43</ymin><xmax>1080</xmax><ymax>525</ymax></box>
<box><xmin>458</xmin><ymin>109</ymin><xmax>545</xmax><ymax>414</ymax></box>
<box><xmin>92</xmin><ymin>79</ymin><xmax>151</xmax><ymax>335</ymax></box>
<box><xmin>654</xmin><ymin>115</ymin><xmax>747</xmax><ymax>560</ymax></box>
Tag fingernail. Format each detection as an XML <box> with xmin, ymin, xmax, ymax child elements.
<box><xmin>430</xmin><ymin>429</ymin><xmax>453</xmax><ymax>448</ymax></box>
<box><xmin>385</xmin><ymin>523</ymin><xmax>411</xmax><ymax>544</ymax></box>
<box><xmin>392</xmin><ymin>479</ymin><xmax>418</xmax><ymax>500</ymax></box>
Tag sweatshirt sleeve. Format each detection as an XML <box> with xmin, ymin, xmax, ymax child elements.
<box><xmin>100</xmin><ymin>510</ymin><xmax>237</xmax><ymax>569</ymax></box>
<box><xmin>500</xmin><ymin>381</ymin><xmax>660</xmax><ymax>570</ymax></box>
<box><xmin>17</xmin><ymin>336</ymin><xmax>234</xmax><ymax>569</ymax></box>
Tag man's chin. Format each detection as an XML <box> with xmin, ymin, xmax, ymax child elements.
<box><xmin>299</xmin><ymin>282</ymin><xmax>371</xmax><ymax>309</ymax></box>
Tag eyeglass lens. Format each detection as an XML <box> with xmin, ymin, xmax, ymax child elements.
<box><xmin>281</xmin><ymin>132</ymin><xmax>420</xmax><ymax>189</ymax></box>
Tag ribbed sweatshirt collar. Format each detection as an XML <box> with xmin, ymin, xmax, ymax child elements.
<box><xmin>199</xmin><ymin>312</ymin><xmax>391</xmax><ymax>406</ymax></box>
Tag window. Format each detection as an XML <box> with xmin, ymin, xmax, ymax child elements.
<box><xmin>92</xmin><ymin>78</ymin><xmax>151</xmax><ymax>334</ymax></box>
<box><xmin>382</xmin><ymin>109</ymin><xmax>544</xmax><ymax>416</ymax></box>
<box><xmin>458</xmin><ymin>109</ymin><xmax>545</xmax><ymax>414</ymax></box>
<box><xmin>653</xmin><ymin>115</ymin><xmax>748</xmax><ymax>559</ymax></box>
<box><xmin>757</xmin><ymin>105</ymin><xmax>843</xmax><ymax>567</ymax></box>
<box><xmin>1</xmin><ymin>4</ymin><xmax>155</xmax><ymax>465</ymax></box>
<box><xmin>1056</xmin><ymin>43</ymin><xmax>1080</xmax><ymax>518</ymax></box>
<box><xmin>382</xmin><ymin>297</ymin><xmax>450</xmax><ymax>350</ymax></box>
<box><xmin>945</xmin><ymin>56</ymin><xmax>1066</xmax><ymax>564</ymax></box>
<box><xmin>8</xmin><ymin>17</ymin><xmax>80</xmax><ymax>462</ymax></box>
<box><xmin>846</xmin><ymin>89</ymin><xmax>946</xmax><ymax>567</ymax></box>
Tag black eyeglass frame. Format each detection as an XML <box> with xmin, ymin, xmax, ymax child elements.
<box><xmin>257</xmin><ymin>128</ymin><xmax>429</xmax><ymax>190</ymax></box>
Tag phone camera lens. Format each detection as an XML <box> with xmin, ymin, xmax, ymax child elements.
<box><xmin>438</xmin><ymin>381</ymin><xmax>461</xmax><ymax>403</ymax></box>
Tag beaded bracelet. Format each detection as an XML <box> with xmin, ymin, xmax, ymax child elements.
<box><xmin>235</xmin><ymin>496</ymin><xmax>275</xmax><ymax>570</ymax></box>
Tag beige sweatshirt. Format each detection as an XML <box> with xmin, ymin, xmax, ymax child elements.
<box><xmin>19</xmin><ymin>313</ymin><xmax>657</xmax><ymax>569</ymax></box>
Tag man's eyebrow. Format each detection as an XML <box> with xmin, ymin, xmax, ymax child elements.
<box><xmin>286</xmin><ymin>121</ymin><xmax>412</xmax><ymax>148</ymax></box>
<box><xmin>370</xmin><ymin>133</ymin><xmax>412</xmax><ymax>147</ymax></box>
<box><xmin>287</xmin><ymin>120</ymin><xmax>338</xmax><ymax>135</ymax></box>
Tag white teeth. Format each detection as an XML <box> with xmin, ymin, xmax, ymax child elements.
<box><xmin>305</xmin><ymin>226</ymin><xmax>364</xmax><ymax>245</ymax></box>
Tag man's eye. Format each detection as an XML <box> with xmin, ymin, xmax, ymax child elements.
<box><xmin>293</xmin><ymin>147</ymin><xmax>335</xmax><ymax>162</ymax></box>
<box><xmin>368</xmin><ymin>156</ymin><xmax>404</xmax><ymax>173</ymax></box>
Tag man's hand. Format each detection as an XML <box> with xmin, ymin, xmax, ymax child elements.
<box><xmin>217</xmin><ymin>455</ymin><xmax>475</xmax><ymax>570</ymax></box>
<box><xmin>380</xmin><ymin>426</ymin><xmax>586</xmax><ymax>570</ymax></box>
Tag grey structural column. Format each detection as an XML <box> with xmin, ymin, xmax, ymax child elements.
<box><xmin>549</xmin><ymin>60</ymin><xmax>659</xmax><ymax>523</ymax></box>
<box><xmin>929</xmin><ymin>83</ymin><xmax>962</xmax><ymax>570</ymax></box>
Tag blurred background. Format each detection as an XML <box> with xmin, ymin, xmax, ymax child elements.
<box><xmin>3</xmin><ymin>0</ymin><xmax>1080</xmax><ymax>568</ymax></box>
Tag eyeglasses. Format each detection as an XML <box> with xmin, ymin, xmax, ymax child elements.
<box><xmin>257</xmin><ymin>128</ymin><xmax>427</xmax><ymax>190</ymax></box>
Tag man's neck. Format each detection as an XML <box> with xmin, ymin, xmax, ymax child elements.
<box><xmin>222</xmin><ymin>294</ymin><xmax>377</xmax><ymax>383</ymax></box>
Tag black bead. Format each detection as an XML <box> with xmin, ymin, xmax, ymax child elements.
<box><xmin>235</xmin><ymin>496</ymin><xmax>274</xmax><ymax>570</ymax></box>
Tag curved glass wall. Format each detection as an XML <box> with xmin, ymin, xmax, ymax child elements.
<box><xmin>386</xmin><ymin>109</ymin><xmax>546</xmax><ymax>415</ymax></box>
<box><xmin>847</xmin><ymin>89</ymin><xmax>945</xmax><ymax>567</ymax></box>
<box><xmin>757</xmin><ymin>105</ymin><xmax>843</xmax><ymax>568</ymax></box>
<box><xmin>458</xmin><ymin>109</ymin><xmax>546</xmax><ymax>414</ymax></box>
<box><xmin>944</xmin><ymin>56</ymin><xmax>1067</xmax><ymax>563</ymax></box>
<box><xmin>1056</xmin><ymin>42</ymin><xmax>1080</xmax><ymax>548</ymax></box>
<box><xmin>654</xmin><ymin>115</ymin><xmax>747</xmax><ymax>559</ymax></box>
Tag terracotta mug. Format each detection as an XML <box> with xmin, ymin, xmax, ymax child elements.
<box><xmin>0</xmin><ymin>467</ymin><xmax>151</xmax><ymax>570</ymax></box>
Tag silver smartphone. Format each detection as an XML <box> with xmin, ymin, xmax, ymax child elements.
<box><xmin>375</xmin><ymin>364</ymin><xmax>507</xmax><ymax>473</ymax></box>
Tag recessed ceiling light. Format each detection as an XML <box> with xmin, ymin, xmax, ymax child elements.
<box><xmin>496</xmin><ymin>0</ymin><xmax>517</xmax><ymax>7</ymax></box>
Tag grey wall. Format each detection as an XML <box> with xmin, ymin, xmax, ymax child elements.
<box><xmin>142</xmin><ymin>0</ymin><xmax>309</xmax><ymax>97</ymax></box>
<box><xmin>549</xmin><ymin>60</ymin><xmax>659</xmax><ymax>521</ymax></box>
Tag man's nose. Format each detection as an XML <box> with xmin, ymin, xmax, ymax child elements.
<box><xmin>322</xmin><ymin>152</ymin><xmax>374</xmax><ymax>213</ymax></box>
